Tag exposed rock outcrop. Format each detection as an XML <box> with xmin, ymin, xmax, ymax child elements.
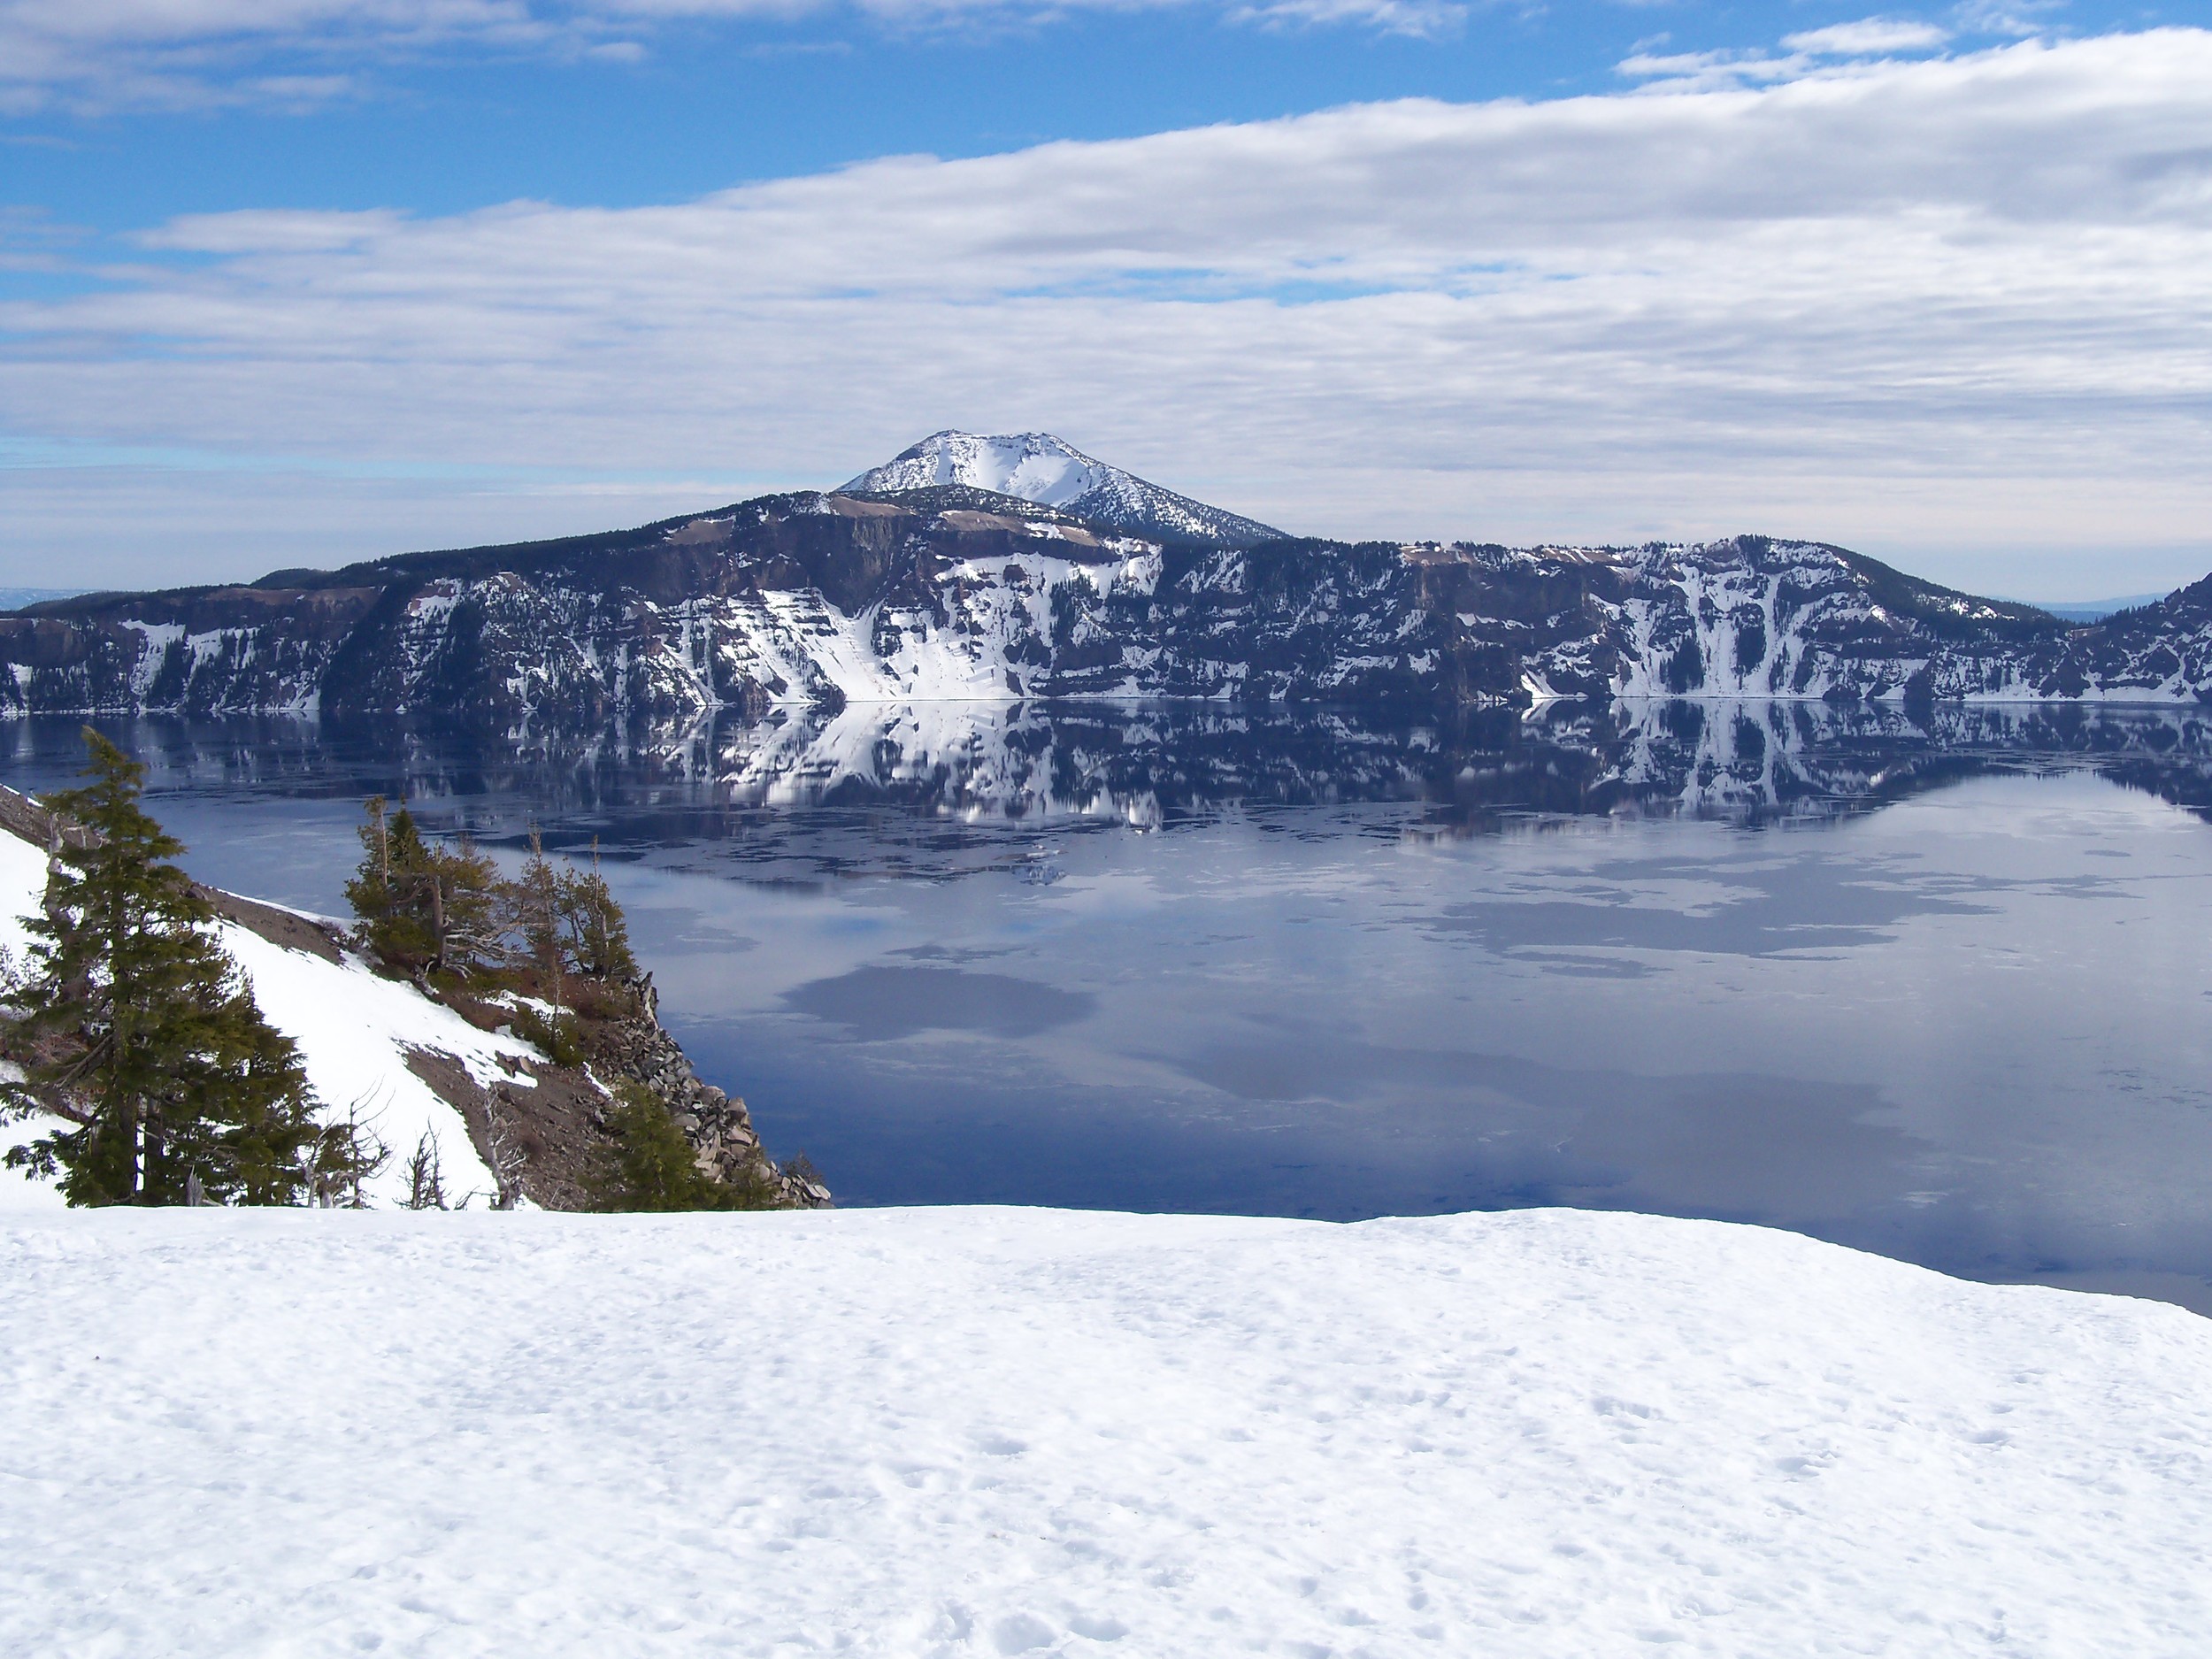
<box><xmin>587</xmin><ymin>972</ymin><xmax>831</xmax><ymax>1209</ymax></box>
<box><xmin>399</xmin><ymin>979</ymin><xmax>831</xmax><ymax>1212</ymax></box>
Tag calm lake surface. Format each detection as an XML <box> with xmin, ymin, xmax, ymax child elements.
<box><xmin>8</xmin><ymin>699</ymin><xmax>2212</xmax><ymax>1312</ymax></box>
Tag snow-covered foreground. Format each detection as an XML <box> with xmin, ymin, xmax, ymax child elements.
<box><xmin>4</xmin><ymin>1206</ymin><xmax>2206</xmax><ymax>1656</ymax></box>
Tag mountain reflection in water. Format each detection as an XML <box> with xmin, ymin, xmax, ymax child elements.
<box><xmin>19</xmin><ymin>695</ymin><xmax>2212</xmax><ymax>846</ymax></box>
<box><xmin>5</xmin><ymin>698</ymin><xmax>2212</xmax><ymax>1315</ymax></box>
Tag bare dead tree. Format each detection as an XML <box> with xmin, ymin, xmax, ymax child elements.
<box><xmin>402</xmin><ymin>1125</ymin><xmax>449</xmax><ymax>1210</ymax></box>
<box><xmin>312</xmin><ymin>1098</ymin><xmax>389</xmax><ymax>1209</ymax></box>
<box><xmin>482</xmin><ymin>1096</ymin><xmax>527</xmax><ymax>1210</ymax></box>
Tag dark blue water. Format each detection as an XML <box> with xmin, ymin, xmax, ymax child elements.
<box><xmin>8</xmin><ymin>699</ymin><xmax>2212</xmax><ymax>1312</ymax></box>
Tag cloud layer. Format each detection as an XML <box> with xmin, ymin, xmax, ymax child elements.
<box><xmin>7</xmin><ymin>31</ymin><xmax>2212</xmax><ymax>588</ymax></box>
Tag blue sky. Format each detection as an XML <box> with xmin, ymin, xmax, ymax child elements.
<box><xmin>11</xmin><ymin>2</ymin><xmax>2170</xmax><ymax>225</ymax></box>
<box><xmin>4</xmin><ymin>0</ymin><xmax>2211</xmax><ymax>595</ymax></box>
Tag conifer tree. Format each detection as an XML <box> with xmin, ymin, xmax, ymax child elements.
<box><xmin>0</xmin><ymin>729</ymin><xmax>348</xmax><ymax>1205</ymax></box>
<box><xmin>343</xmin><ymin>795</ymin><xmax>423</xmax><ymax>968</ymax></box>
<box><xmin>511</xmin><ymin>829</ymin><xmax>565</xmax><ymax>1007</ymax></box>
<box><xmin>425</xmin><ymin>833</ymin><xmax>504</xmax><ymax>980</ymax></box>
<box><xmin>344</xmin><ymin>796</ymin><xmax>504</xmax><ymax>981</ymax></box>
<box><xmin>557</xmin><ymin>849</ymin><xmax>637</xmax><ymax>985</ymax></box>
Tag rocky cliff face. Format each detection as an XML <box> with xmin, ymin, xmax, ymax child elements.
<box><xmin>4</xmin><ymin>488</ymin><xmax>2208</xmax><ymax>718</ymax></box>
<box><xmin>594</xmin><ymin>972</ymin><xmax>831</xmax><ymax>1208</ymax></box>
<box><xmin>1510</xmin><ymin>538</ymin><xmax>2098</xmax><ymax>704</ymax></box>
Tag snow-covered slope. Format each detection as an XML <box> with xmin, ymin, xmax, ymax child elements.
<box><xmin>846</xmin><ymin>431</ymin><xmax>1109</xmax><ymax>506</ymax></box>
<box><xmin>0</xmin><ymin>787</ymin><xmax>826</xmax><ymax>1214</ymax></box>
<box><xmin>0</xmin><ymin>818</ymin><xmax>524</xmax><ymax>1210</ymax></box>
<box><xmin>2</xmin><ymin>1203</ymin><xmax>2205</xmax><ymax>1655</ymax></box>
<box><xmin>844</xmin><ymin>431</ymin><xmax>1287</xmax><ymax>547</ymax></box>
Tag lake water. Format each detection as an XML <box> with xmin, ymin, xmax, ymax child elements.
<box><xmin>7</xmin><ymin>699</ymin><xmax>2212</xmax><ymax>1313</ymax></box>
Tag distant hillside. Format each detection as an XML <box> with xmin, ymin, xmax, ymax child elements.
<box><xmin>2026</xmin><ymin>594</ymin><xmax>2170</xmax><ymax>623</ymax></box>
<box><xmin>6</xmin><ymin>443</ymin><xmax>2212</xmax><ymax>718</ymax></box>
<box><xmin>0</xmin><ymin>588</ymin><xmax>91</xmax><ymax>613</ymax></box>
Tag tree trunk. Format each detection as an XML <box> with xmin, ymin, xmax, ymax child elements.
<box><xmin>118</xmin><ymin>1071</ymin><xmax>142</xmax><ymax>1203</ymax></box>
<box><xmin>140</xmin><ymin>1110</ymin><xmax>163</xmax><ymax>1206</ymax></box>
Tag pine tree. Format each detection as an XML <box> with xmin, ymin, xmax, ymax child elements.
<box><xmin>345</xmin><ymin>795</ymin><xmax>395</xmax><ymax>952</ymax></box>
<box><xmin>424</xmin><ymin>834</ymin><xmax>504</xmax><ymax>981</ymax></box>
<box><xmin>557</xmin><ymin>847</ymin><xmax>637</xmax><ymax>985</ymax></box>
<box><xmin>505</xmin><ymin>832</ymin><xmax>637</xmax><ymax>1001</ymax></box>
<box><xmin>0</xmin><ymin>729</ymin><xmax>346</xmax><ymax>1206</ymax></box>
<box><xmin>344</xmin><ymin>796</ymin><xmax>504</xmax><ymax>982</ymax></box>
<box><xmin>344</xmin><ymin>796</ymin><xmax>434</xmax><ymax>971</ymax></box>
<box><xmin>511</xmin><ymin>829</ymin><xmax>566</xmax><ymax>1008</ymax></box>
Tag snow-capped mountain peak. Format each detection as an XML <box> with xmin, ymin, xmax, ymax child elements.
<box><xmin>842</xmin><ymin>431</ymin><xmax>1286</xmax><ymax>548</ymax></box>
<box><xmin>845</xmin><ymin>432</ymin><xmax>1107</xmax><ymax>508</ymax></box>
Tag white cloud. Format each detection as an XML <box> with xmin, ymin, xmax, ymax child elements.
<box><xmin>1954</xmin><ymin>0</ymin><xmax>2062</xmax><ymax>41</ymax></box>
<box><xmin>5</xmin><ymin>31</ymin><xmax>2212</xmax><ymax>588</ymax></box>
<box><xmin>1784</xmin><ymin>18</ymin><xmax>1950</xmax><ymax>57</ymax></box>
<box><xmin>1615</xmin><ymin>48</ymin><xmax>1802</xmax><ymax>88</ymax></box>
<box><xmin>0</xmin><ymin>0</ymin><xmax>543</xmax><ymax>113</ymax></box>
<box><xmin>1622</xmin><ymin>12</ymin><xmax>1953</xmax><ymax>92</ymax></box>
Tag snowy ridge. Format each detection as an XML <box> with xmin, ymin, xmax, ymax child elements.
<box><xmin>3</xmin><ymin>1204</ymin><xmax>2207</xmax><ymax>1653</ymax></box>
<box><xmin>846</xmin><ymin>431</ymin><xmax>1112</xmax><ymax>506</ymax></box>
<box><xmin>12</xmin><ymin>494</ymin><xmax>2212</xmax><ymax>720</ymax></box>
<box><xmin>845</xmin><ymin>431</ymin><xmax>1287</xmax><ymax>548</ymax></box>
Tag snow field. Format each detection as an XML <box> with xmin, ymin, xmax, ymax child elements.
<box><xmin>3</xmin><ymin>1203</ymin><xmax>2207</xmax><ymax>1656</ymax></box>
